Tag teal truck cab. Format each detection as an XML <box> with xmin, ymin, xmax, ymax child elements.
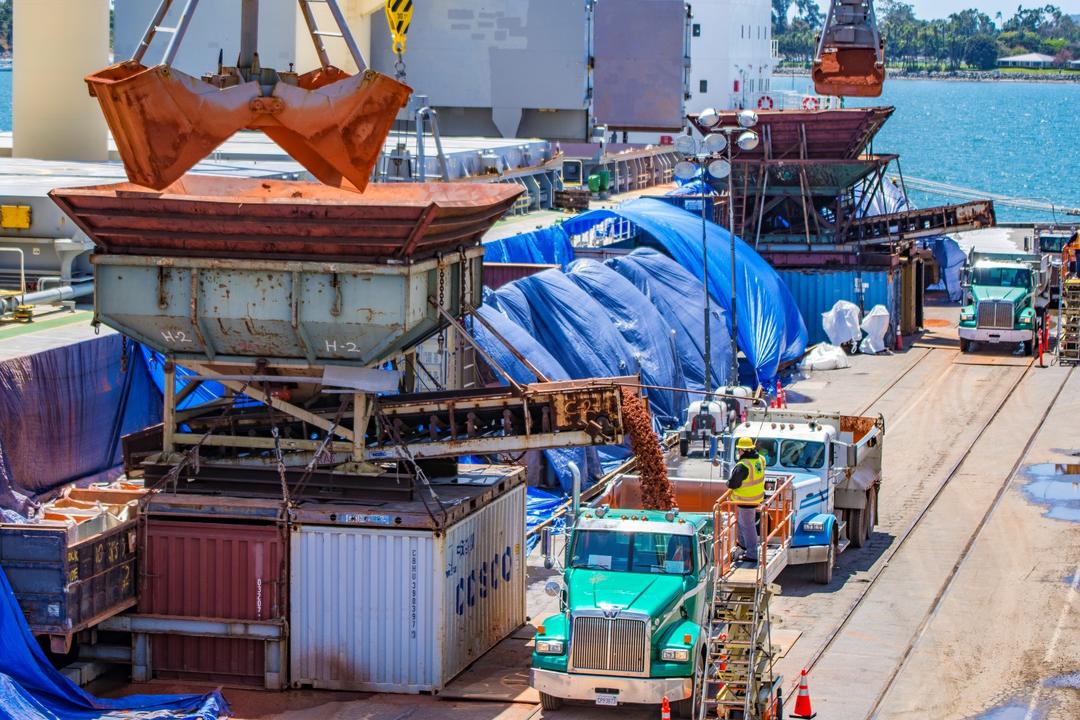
<box><xmin>959</xmin><ymin>250</ymin><xmax>1049</xmax><ymax>354</ymax></box>
<box><xmin>531</xmin><ymin>509</ymin><xmax>712</xmax><ymax>716</ymax></box>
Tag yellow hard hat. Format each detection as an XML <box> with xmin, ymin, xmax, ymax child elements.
<box><xmin>736</xmin><ymin>437</ymin><xmax>755</xmax><ymax>451</ymax></box>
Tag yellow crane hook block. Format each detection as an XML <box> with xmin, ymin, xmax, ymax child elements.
<box><xmin>385</xmin><ymin>0</ymin><xmax>413</xmax><ymax>55</ymax></box>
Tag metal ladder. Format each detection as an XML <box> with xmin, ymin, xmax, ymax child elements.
<box><xmin>696</xmin><ymin>512</ymin><xmax>776</xmax><ymax>720</ymax></box>
<box><xmin>1058</xmin><ymin>278</ymin><xmax>1080</xmax><ymax>366</ymax></box>
<box><xmin>134</xmin><ymin>0</ymin><xmax>367</xmax><ymax>70</ymax></box>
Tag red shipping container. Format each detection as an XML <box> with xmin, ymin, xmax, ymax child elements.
<box><xmin>141</xmin><ymin>519</ymin><xmax>285</xmax><ymax>686</ymax></box>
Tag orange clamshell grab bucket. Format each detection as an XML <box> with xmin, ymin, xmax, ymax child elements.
<box><xmin>85</xmin><ymin>61</ymin><xmax>412</xmax><ymax>192</ymax></box>
<box><xmin>812</xmin><ymin>46</ymin><xmax>886</xmax><ymax>98</ymax></box>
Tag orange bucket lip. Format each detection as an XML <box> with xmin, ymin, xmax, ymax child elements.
<box><xmin>85</xmin><ymin>61</ymin><xmax>411</xmax><ymax>192</ymax></box>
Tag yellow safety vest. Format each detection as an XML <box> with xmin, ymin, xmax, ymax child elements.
<box><xmin>732</xmin><ymin>455</ymin><xmax>766</xmax><ymax>506</ymax></box>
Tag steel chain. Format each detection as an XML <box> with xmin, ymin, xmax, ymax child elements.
<box><xmin>394</xmin><ymin>54</ymin><xmax>407</xmax><ymax>82</ymax></box>
<box><xmin>270</xmin><ymin>426</ymin><xmax>292</xmax><ymax>507</ymax></box>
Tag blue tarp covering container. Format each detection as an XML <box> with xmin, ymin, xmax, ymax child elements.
<box><xmin>0</xmin><ymin>563</ymin><xmax>227</xmax><ymax>720</ymax></box>
<box><xmin>563</xmin><ymin>199</ymin><xmax>807</xmax><ymax>384</ymax></box>
<box><xmin>482</xmin><ymin>224</ymin><xmax>574</xmax><ymax>269</ymax></box>
<box><xmin>605</xmin><ymin>248</ymin><xmax>732</xmax><ymax>392</ymax></box>
<box><xmin>566</xmin><ymin>259</ymin><xmax>687</xmax><ymax>422</ymax></box>
<box><xmin>493</xmin><ymin>270</ymin><xmax>636</xmax><ymax>383</ymax></box>
<box><xmin>777</xmin><ymin>268</ymin><xmax>899</xmax><ymax>346</ymax></box>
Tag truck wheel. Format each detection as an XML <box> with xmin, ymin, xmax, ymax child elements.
<box><xmin>849</xmin><ymin>486</ymin><xmax>877</xmax><ymax>549</ymax></box>
<box><xmin>540</xmin><ymin>692</ymin><xmax>564</xmax><ymax>711</ymax></box>
<box><xmin>673</xmin><ymin>650</ymin><xmax>704</xmax><ymax>718</ymax></box>
<box><xmin>1023</xmin><ymin>339</ymin><xmax>1034</xmax><ymax>356</ymax></box>
<box><xmin>679</xmin><ymin>438</ymin><xmax>689</xmax><ymax>457</ymax></box>
<box><xmin>813</xmin><ymin>533</ymin><xmax>837</xmax><ymax>585</ymax></box>
<box><xmin>960</xmin><ymin>337</ymin><xmax>971</xmax><ymax>353</ymax></box>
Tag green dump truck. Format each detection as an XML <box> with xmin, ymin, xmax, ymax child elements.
<box><xmin>531</xmin><ymin>509</ymin><xmax>710</xmax><ymax>716</ymax></box>
<box><xmin>959</xmin><ymin>250</ymin><xmax>1049</xmax><ymax>354</ymax></box>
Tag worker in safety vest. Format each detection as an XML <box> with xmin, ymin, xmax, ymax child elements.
<box><xmin>728</xmin><ymin>436</ymin><xmax>766</xmax><ymax>564</ymax></box>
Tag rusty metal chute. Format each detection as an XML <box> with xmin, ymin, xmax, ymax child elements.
<box><xmin>86</xmin><ymin>0</ymin><xmax>411</xmax><ymax>191</ymax></box>
<box><xmin>812</xmin><ymin>0</ymin><xmax>886</xmax><ymax>98</ymax></box>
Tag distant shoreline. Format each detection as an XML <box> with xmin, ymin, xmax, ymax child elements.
<box><xmin>776</xmin><ymin>68</ymin><xmax>1080</xmax><ymax>84</ymax></box>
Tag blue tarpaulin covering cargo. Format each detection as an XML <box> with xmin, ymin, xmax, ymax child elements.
<box><xmin>566</xmin><ymin>260</ymin><xmax>687</xmax><ymax>422</ymax></box>
<box><xmin>0</xmin><ymin>563</ymin><xmax>227</xmax><ymax>720</ymax></box>
<box><xmin>605</xmin><ymin>248</ymin><xmax>732</xmax><ymax>392</ymax></box>
<box><xmin>483</xmin><ymin>224</ymin><xmax>574</xmax><ymax>269</ymax></box>
<box><xmin>492</xmin><ymin>270</ymin><xmax>637</xmax><ymax>387</ymax></box>
<box><xmin>563</xmin><ymin>198</ymin><xmax>808</xmax><ymax>384</ymax></box>
<box><xmin>0</xmin><ymin>335</ymin><xmax>161</xmax><ymax>516</ymax></box>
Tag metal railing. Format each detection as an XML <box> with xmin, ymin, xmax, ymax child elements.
<box><xmin>711</xmin><ymin>478</ymin><xmax>794</xmax><ymax>577</ymax></box>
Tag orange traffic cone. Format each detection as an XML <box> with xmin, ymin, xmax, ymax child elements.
<box><xmin>661</xmin><ymin>695</ymin><xmax>671</xmax><ymax>720</ymax></box>
<box><xmin>791</xmin><ymin>668</ymin><xmax>817</xmax><ymax>718</ymax></box>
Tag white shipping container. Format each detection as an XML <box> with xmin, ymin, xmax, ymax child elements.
<box><xmin>289</xmin><ymin>483</ymin><xmax>527</xmax><ymax>692</ymax></box>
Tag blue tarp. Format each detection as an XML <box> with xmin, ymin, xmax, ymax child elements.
<box><xmin>0</xmin><ymin>336</ymin><xmax>162</xmax><ymax>516</ymax></box>
<box><xmin>488</xmin><ymin>282</ymin><xmax>536</xmax><ymax>336</ymax></box>
<box><xmin>140</xmin><ymin>347</ymin><xmax>248</xmax><ymax>411</ymax></box>
<box><xmin>566</xmin><ymin>259</ymin><xmax>686</xmax><ymax>422</ymax></box>
<box><xmin>666</xmin><ymin>179</ymin><xmax>715</xmax><ymax>196</ymax></box>
<box><xmin>525</xmin><ymin>487</ymin><xmax>565</xmax><ymax>552</ymax></box>
<box><xmin>495</xmin><ymin>270</ymin><xmax>636</xmax><ymax>385</ymax></box>
<box><xmin>605</xmin><ymin>247</ymin><xmax>732</xmax><ymax>392</ymax></box>
<box><xmin>564</xmin><ymin>199</ymin><xmax>807</xmax><ymax>384</ymax></box>
<box><xmin>483</xmin><ymin>224</ymin><xmax>574</xmax><ymax>269</ymax></box>
<box><xmin>0</xmin><ymin>564</ymin><xmax>227</xmax><ymax>720</ymax></box>
<box><xmin>469</xmin><ymin>306</ymin><xmax>603</xmax><ymax>493</ymax></box>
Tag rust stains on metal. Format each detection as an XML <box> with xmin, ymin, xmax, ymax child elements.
<box><xmin>86</xmin><ymin>61</ymin><xmax>411</xmax><ymax>192</ymax></box>
<box><xmin>812</xmin><ymin>47</ymin><xmax>886</xmax><ymax>98</ymax></box>
<box><xmin>49</xmin><ymin>176</ymin><xmax>523</xmax><ymax>262</ymax></box>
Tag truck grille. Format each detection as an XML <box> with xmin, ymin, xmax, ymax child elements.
<box><xmin>570</xmin><ymin>615</ymin><xmax>648</xmax><ymax>674</ymax></box>
<box><xmin>977</xmin><ymin>301</ymin><xmax>1014</xmax><ymax>330</ymax></box>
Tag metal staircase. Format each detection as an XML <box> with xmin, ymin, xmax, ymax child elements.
<box><xmin>696</xmin><ymin>482</ymin><xmax>793</xmax><ymax>720</ymax></box>
<box><xmin>1058</xmin><ymin>278</ymin><xmax>1080</xmax><ymax>366</ymax></box>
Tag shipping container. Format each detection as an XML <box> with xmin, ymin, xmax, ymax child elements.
<box><xmin>289</xmin><ymin>480</ymin><xmax>527</xmax><ymax>693</ymax></box>
<box><xmin>778</xmin><ymin>267</ymin><xmax>900</xmax><ymax>347</ymax></box>
<box><xmin>482</xmin><ymin>262</ymin><xmax>558</xmax><ymax>290</ymax></box>
<box><xmin>140</xmin><ymin>518</ymin><xmax>286</xmax><ymax>687</ymax></box>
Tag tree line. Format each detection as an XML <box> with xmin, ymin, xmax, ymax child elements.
<box><xmin>774</xmin><ymin>2</ymin><xmax>1080</xmax><ymax>71</ymax></box>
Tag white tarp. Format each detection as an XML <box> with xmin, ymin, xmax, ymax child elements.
<box><xmin>822</xmin><ymin>300</ymin><xmax>862</xmax><ymax>348</ymax></box>
<box><xmin>800</xmin><ymin>343</ymin><xmax>851</xmax><ymax>371</ymax></box>
<box><xmin>859</xmin><ymin>305</ymin><xmax>891</xmax><ymax>354</ymax></box>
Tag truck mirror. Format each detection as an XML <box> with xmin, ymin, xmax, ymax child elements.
<box><xmin>833</xmin><ymin>442</ymin><xmax>857</xmax><ymax>468</ymax></box>
<box><xmin>541</xmin><ymin>527</ymin><xmax>555</xmax><ymax>569</ymax></box>
<box><xmin>544</xmin><ymin>580</ymin><xmax>563</xmax><ymax>598</ymax></box>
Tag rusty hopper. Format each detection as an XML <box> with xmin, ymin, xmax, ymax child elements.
<box><xmin>51</xmin><ymin>177</ymin><xmax>522</xmax><ymax>369</ymax></box>
<box><xmin>49</xmin><ymin>176</ymin><xmax>523</xmax><ymax>262</ymax></box>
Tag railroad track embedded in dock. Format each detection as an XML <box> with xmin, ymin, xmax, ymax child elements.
<box><xmin>792</xmin><ymin>356</ymin><xmax>1076</xmax><ymax>716</ymax></box>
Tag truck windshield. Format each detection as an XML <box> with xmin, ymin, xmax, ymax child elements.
<box><xmin>570</xmin><ymin>530</ymin><xmax>694</xmax><ymax>575</ymax></box>
<box><xmin>973</xmin><ymin>267</ymin><xmax>1030</xmax><ymax>288</ymax></box>
<box><xmin>749</xmin><ymin>438</ymin><xmax>825</xmax><ymax>470</ymax></box>
<box><xmin>1040</xmin><ymin>235</ymin><xmax>1069</xmax><ymax>253</ymax></box>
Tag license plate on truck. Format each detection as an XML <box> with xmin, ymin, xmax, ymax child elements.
<box><xmin>596</xmin><ymin>693</ymin><xmax>618</xmax><ymax>706</ymax></box>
